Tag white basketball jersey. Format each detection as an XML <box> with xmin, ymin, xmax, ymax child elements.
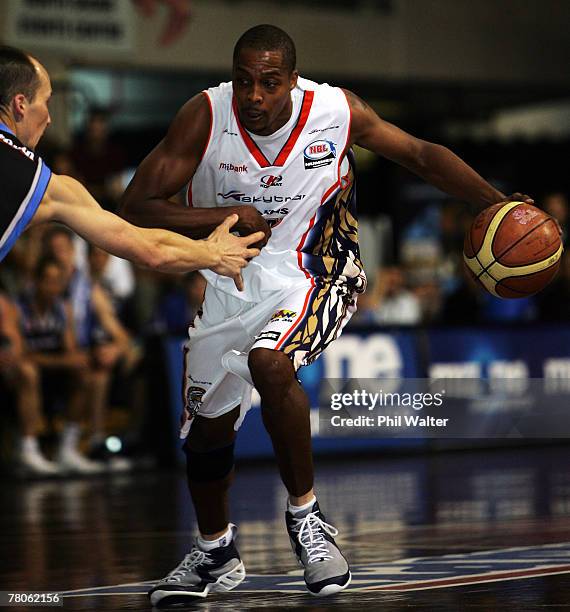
<box><xmin>189</xmin><ymin>77</ymin><xmax>366</xmax><ymax>302</ymax></box>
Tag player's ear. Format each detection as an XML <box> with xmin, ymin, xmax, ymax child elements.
<box><xmin>11</xmin><ymin>94</ymin><xmax>27</xmax><ymax>121</ymax></box>
<box><xmin>290</xmin><ymin>70</ymin><xmax>298</xmax><ymax>91</ymax></box>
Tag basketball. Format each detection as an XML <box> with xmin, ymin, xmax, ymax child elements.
<box><xmin>463</xmin><ymin>201</ymin><xmax>563</xmax><ymax>298</ymax></box>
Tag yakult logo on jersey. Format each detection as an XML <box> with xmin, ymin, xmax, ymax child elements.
<box><xmin>219</xmin><ymin>162</ymin><xmax>248</xmax><ymax>173</ymax></box>
<box><xmin>218</xmin><ymin>191</ymin><xmax>305</xmax><ymax>204</ymax></box>
<box><xmin>304</xmin><ymin>139</ymin><xmax>336</xmax><ymax>170</ymax></box>
<box><xmin>260</xmin><ymin>174</ymin><xmax>283</xmax><ymax>188</ymax></box>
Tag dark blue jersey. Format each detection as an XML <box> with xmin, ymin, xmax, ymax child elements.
<box><xmin>18</xmin><ymin>293</ymin><xmax>68</xmax><ymax>354</ymax></box>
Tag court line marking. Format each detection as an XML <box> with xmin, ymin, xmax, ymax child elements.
<box><xmin>60</xmin><ymin>541</ymin><xmax>570</xmax><ymax>597</ymax></box>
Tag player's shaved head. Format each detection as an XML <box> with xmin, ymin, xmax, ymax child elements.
<box><xmin>233</xmin><ymin>24</ymin><xmax>296</xmax><ymax>73</ymax></box>
<box><xmin>0</xmin><ymin>46</ymin><xmax>41</xmax><ymax>112</ymax></box>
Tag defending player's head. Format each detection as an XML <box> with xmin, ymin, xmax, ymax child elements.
<box><xmin>232</xmin><ymin>25</ymin><xmax>298</xmax><ymax>135</ymax></box>
<box><xmin>0</xmin><ymin>45</ymin><xmax>51</xmax><ymax>148</ymax></box>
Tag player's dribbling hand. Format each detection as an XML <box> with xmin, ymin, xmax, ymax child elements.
<box><xmin>234</xmin><ymin>206</ymin><xmax>272</xmax><ymax>248</ymax></box>
<box><xmin>503</xmin><ymin>192</ymin><xmax>534</xmax><ymax>205</ymax></box>
<box><xmin>206</xmin><ymin>214</ymin><xmax>264</xmax><ymax>291</ymax></box>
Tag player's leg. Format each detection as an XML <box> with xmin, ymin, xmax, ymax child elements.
<box><xmin>184</xmin><ymin>407</ymin><xmax>239</xmax><ymax>537</ymax></box>
<box><xmin>149</xmin><ymin>407</ymin><xmax>245</xmax><ymax>605</ymax></box>
<box><xmin>246</xmin><ymin>281</ymin><xmax>356</xmax><ymax>596</ymax></box>
<box><xmin>248</xmin><ymin>348</ymin><xmax>314</xmax><ymax>502</ymax></box>
<box><xmin>150</xmin><ymin>290</ymin><xmax>251</xmax><ymax>605</ymax></box>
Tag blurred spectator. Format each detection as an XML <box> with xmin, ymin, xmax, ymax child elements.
<box><xmin>18</xmin><ymin>258</ymin><xmax>103</xmax><ymax>475</ymax></box>
<box><xmin>440</xmin><ymin>273</ymin><xmax>483</xmax><ymax>325</ymax></box>
<box><xmin>537</xmin><ymin>251</ymin><xmax>570</xmax><ymax>322</ymax></box>
<box><xmin>442</xmin><ymin>268</ymin><xmax>537</xmax><ymax>324</ymax></box>
<box><xmin>50</xmin><ymin>148</ymin><xmax>84</xmax><ymax>182</ymax></box>
<box><xmin>152</xmin><ymin>272</ymin><xmax>206</xmax><ymax>335</ymax></box>
<box><xmin>43</xmin><ymin>227</ymin><xmax>93</xmax><ymax>348</ymax></box>
<box><xmin>79</xmin><ymin>241</ymin><xmax>135</xmax><ymax>308</ymax></box>
<box><xmin>357</xmin><ymin>266</ymin><xmax>421</xmax><ymax>326</ymax></box>
<box><xmin>0</xmin><ymin>292</ymin><xmax>59</xmax><ymax>475</ymax></box>
<box><xmin>43</xmin><ymin>228</ymin><xmax>139</xmax><ymax>466</ymax></box>
<box><xmin>542</xmin><ymin>191</ymin><xmax>568</xmax><ymax>248</ymax></box>
<box><xmin>71</xmin><ymin>108</ymin><xmax>127</xmax><ymax>210</ymax></box>
<box><xmin>87</xmin><ymin>245</ymin><xmax>142</xmax><ymax>467</ymax></box>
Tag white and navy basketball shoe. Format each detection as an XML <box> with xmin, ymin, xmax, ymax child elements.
<box><xmin>286</xmin><ymin>501</ymin><xmax>351</xmax><ymax>596</ymax></box>
<box><xmin>148</xmin><ymin>524</ymin><xmax>245</xmax><ymax>605</ymax></box>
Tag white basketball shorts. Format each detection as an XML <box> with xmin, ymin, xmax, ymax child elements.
<box><xmin>179</xmin><ymin>277</ymin><xmax>357</xmax><ymax>437</ymax></box>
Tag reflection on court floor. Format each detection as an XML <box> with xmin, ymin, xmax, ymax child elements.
<box><xmin>2</xmin><ymin>445</ymin><xmax>570</xmax><ymax>610</ymax></box>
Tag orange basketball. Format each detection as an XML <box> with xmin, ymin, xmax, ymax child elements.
<box><xmin>463</xmin><ymin>201</ymin><xmax>563</xmax><ymax>299</ymax></box>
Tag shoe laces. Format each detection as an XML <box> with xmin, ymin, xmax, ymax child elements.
<box><xmin>165</xmin><ymin>548</ymin><xmax>213</xmax><ymax>582</ymax></box>
<box><xmin>293</xmin><ymin>512</ymin><xmax>339</xmax><ymax>564</ymax></box>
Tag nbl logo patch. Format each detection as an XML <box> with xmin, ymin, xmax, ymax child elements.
<box><xmin>304</xmin><ymin>139</ymin><xmax>336</xmax><ymax>170</ymax></box>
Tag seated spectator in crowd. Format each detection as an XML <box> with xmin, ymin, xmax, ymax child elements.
<box><xmin>357</xmin><ymin>266</ymin><xmax>421</xmax><ymax>326</ymax></box>
<box><xmin>87</xmin><ymin>245</ymin><xmax>142</xmax><ymax>466</ymax></box>
<box><xmin>0</xmin><ymin>291</ymin><xmax>58</xmax><ymax>475</ymax></box>
<box><xmin>17</xmin><ymin>258</ymin><xmax>103</xmax><ymax>474</ymax></box>
<box><xmin>537</xmin><ymin>251</ymin><xmax>570</xmax><ymax>322</ymax></box>
<box><xmin>86</xmin><ymin>243</ymin><xmax>135</xmax><ymax>312</ymax></box>
<box><xmin>71</xmin><ymin>108</ymin><xmax>128</xmax><ymax>210</ymax></box>
<box><xmin>543</xmin><ymin>191</ymin><xmax>568</xmax><ymax>248</ymax></box>
<box><xmin>43</xmin><ymin>228</ymin><xmax>139</xmax><ymax>465</ymax></box>
<box><xmin>152</xmin><ymin>271</ymin><xmax>206</xmax><ymax>335</ymax></box>
<box><xmin>441</xmin><ymin>269</ymin><xmax>537</xmax><ymax>325</ymax></box>
<box><xmin>43</xmin><ymin>227</ymin><xmax>93</xmax><ymax>349</ymax></box>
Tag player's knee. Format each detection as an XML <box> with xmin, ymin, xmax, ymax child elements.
<box><xmin>185</xmin><ymin>412</ymin><xmax>237</xmax><ymax>452</ymax></box>
<box><xmin>248</xmin><ymin>348</ymin><xmax>295</xmax><ymax>389</ymax></box>
<box><xmin>183</xmin><ymin>441</ymin><xmax>235</xmax><ymax>483</ymax></box>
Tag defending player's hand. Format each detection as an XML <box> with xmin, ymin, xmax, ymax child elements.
<box><xmin>206</xmin><ymin>214</ymin><xmax>264</xmax><ymax>291</ymax></box>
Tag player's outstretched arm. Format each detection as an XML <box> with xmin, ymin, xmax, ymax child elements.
<box><xmin>34</xmin><ymin>173</ymin><xmax>262</xmax><ymax>282</ymax></box>
<box><xmin>343</xmin><ymin>88</ymin><xmax>518</xmax><ymax>208</ymax></box>
<box><xmin>120</xmin><ymin>92</ymin><xmax>270</xmax><ymax>245</ymax></box>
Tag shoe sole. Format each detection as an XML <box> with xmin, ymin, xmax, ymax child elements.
<box><xmin>149</xmin><ymin>561</ymin><xmax>246</xmax><ymax>605</ymax></box>
<box><xmin>309</xmin><ymin>571</ymin><xmax>352</xmax><ymax>597</ymax></box>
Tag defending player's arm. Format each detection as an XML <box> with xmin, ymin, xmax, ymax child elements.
<box><xmin>33</xmin><ymin>173</ymin><xmax>263</xmax><ymax>286</ymax></box>
<box><xmin>119</xmin><ymin>92</ymin><xmax>271</xmax><ymax>244</ymax></box>
<box><xmin>344</xmin><ymin>89</ymin><xmax>526</xmax><ymax>208</ymax></box>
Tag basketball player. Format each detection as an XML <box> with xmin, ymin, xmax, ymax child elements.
<box><xmin>0</xmin><ymin>46</ymin><xmax>263</xmax><ymax>284</ymax></box>
<box><xmin>120</xmin><ymin>25</ymin><xmax>533</xmax><ymax>602</ymax></box>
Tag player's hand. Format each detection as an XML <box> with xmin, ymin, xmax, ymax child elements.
<box><xmin>206</xmin><ymin>214</ymin><xmax>263</xmax><ymax>291</ymax></box>
<box><xmin>503</xmin><ymin>192</ymin><xmax>534</xmax><ymax>205</ymax></box>
<box><xmin>234</xmin><ymin>206</ymin><xmax>272</xmax><ymax>248</ymax></box>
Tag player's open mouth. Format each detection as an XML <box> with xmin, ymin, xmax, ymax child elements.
<box><xmin>244</xmin><ymin>109</ymin><xmax>264</xmax><ymax>120</ymax></box>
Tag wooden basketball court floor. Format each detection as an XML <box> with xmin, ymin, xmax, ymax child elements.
<box><xmin>2</xmin><ymin>444</ymin><xmax>570</xmax><ymax>610</ymax></box>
